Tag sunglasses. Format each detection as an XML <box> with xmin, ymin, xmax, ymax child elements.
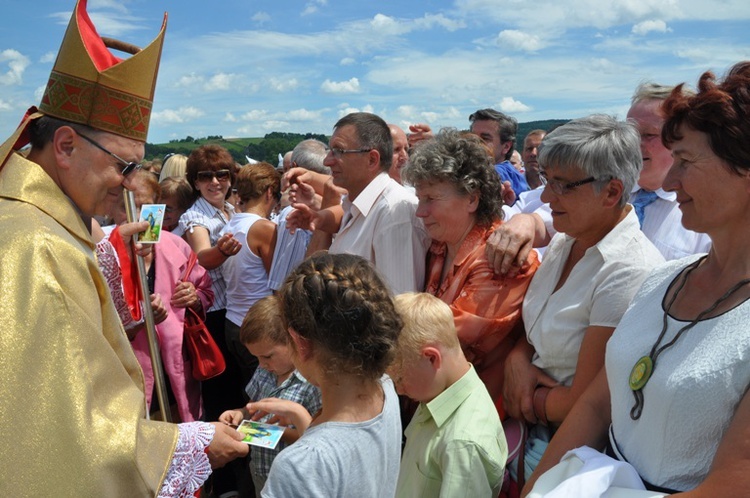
<box><xmin>78</xmin><ymin>132</ymin><xmax>141</xmax><ymax>176</ymax></box>
<box><xmin>196</xmin><ymin>169</ymin><xmax>231</xmax><ymax>182</ymax></box>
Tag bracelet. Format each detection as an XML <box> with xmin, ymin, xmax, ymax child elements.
<box><xmin>217</xmin><ymin>245</ymin><xmax>231</xmax><ymax>257</ymax></box>
<box><xmin>533</xmin><ymin>386</ymin><xmax>551</xmax><ymax>426</ymax></box>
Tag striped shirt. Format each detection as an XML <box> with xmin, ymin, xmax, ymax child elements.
<box><xmin>178</xmin><ymin>197</ymin><xmax>235</xmax><ymax>311</ymax></box>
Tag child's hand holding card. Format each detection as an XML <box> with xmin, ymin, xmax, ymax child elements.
<box><xmin>237</xmin><ymin>420</ymin><xmax>285</xmax><ymax>449</ymax></box>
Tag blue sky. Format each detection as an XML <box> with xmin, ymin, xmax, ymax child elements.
<box><xmin>2</xmin><ymin>0</ymin><xmax>749</xmax><ymax>144</ymax></box>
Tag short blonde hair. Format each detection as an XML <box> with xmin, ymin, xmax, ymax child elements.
<box><xmin>392</xmin><ymin>293</ymin><xmax>460</xmax><ymax>367</ymax></box>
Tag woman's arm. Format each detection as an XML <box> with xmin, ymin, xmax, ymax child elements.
<box><xmin>676</xmin><ymin>389</ymin><xmax>750</xmax><ymax>497</ymax></box>
<box><xmin>503</xmin><ymin>335</ymin><xmax>559</xmax><ymax>423</ymax></box>
<box><xmin>247</xmin><ymin>219</ymin><xmax>278</xmax><ymax>274</ymax></box>
<box><xmin>184</xmin><ymin>226</ymin><xmax>238</xmax><ymax>270</ymax></box>
<box><xmin>522</xmin><ymin>368</ymin><xmax>612</xmax><ymax>496</ymax></box>
<box><xmin>543</xmin><ymin>325</ymin><xmax>615</xmax><ymax>424</ymax></box>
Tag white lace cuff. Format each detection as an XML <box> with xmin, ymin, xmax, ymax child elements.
<box><xmin>157</xmin><ymin>422</ymin><xmax>214</xmax><ymax>497</ymax></box>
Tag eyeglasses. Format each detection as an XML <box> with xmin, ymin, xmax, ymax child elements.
<box><xmin>327</xmin><ymin>147</ymin><xmax>372</xmax><ymax>159</ymax></box>
<box><xmin>196</xmin><ymin>170</ymin><xmax>231</xmax><ymax>182</ymax></box>
<box><xmin>539</xmin><ymin>172</ymin><xmax>608</xmax><ymax>195</ymax></box>
<box><xmin>77</xmin><ymin>132</ymin><xmax>141</xmax><ymax>176</ymax></box>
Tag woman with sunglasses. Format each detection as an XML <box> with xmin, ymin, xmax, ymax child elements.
<box><xmin>221</xmin><ymin>162</ymin><xmax>281</xmax><ymax>384</ymax></box>
<box><xmin>179</xmin><ymin>144</ymin><xmax>248</xmax><ymax>496</ymax></box>
<box><xmin>501</xmin><ymin>115</ymin><xmax>664</xmax><ymax>485</ymax></box>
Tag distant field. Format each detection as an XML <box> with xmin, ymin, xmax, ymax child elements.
<box><xmin>145</xmin><ymin>120</ymin><xmax>569</xmax><ymax>164</ymax></box>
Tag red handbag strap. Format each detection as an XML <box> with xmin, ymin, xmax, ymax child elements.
<box><xmin>182</xmin><ymin>251</ymin><xmax>198</xmax><ymax>282</ymax></box>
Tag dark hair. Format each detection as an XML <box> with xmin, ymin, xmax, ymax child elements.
<box><xmin>28</xmin><ymin>115</ymin><xmax>101</xmax><ymax>150</ymax></box>
<box><xmin>235</xmin><ymin>162</ymin><xmax>281</xmax><ymax>204</ymax></box>
<box><xmin>403</xmin><ymin>128</ymin><xmax>503</xmax><ymax>225</ymax></box>
<box><xmin>185</xmin><ymin>145</ymin><xmax>235</xmax><ymax>199</ymax></box>
<box><xmin>279</xmin><ymin>253</ymin><xmax>402</xmax><ymax>381</ymax></box>
<box><xmin>469</xmin><ymin>108</ymin><xmax>518</xmax><ymax>160</ymax></box>
<box><xmin>240</xmin><ymin>295</ymin><xmax>288</xmax><ymax>345</ymax></box>
<box><xmin>662</xmin><ymin>61</ymin><xmax>750</xmax><ymax>175</ymax></box>
<box><xmin>333</xmin><ymin>112</ymin><xmax>393</xmax><ymax>171</ymax></box>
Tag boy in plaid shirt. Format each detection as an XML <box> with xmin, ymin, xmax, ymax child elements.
<box><xmin>220</xmin><ymin>295</ymin><xmax>322</xmax><ymax>496</ymax></box>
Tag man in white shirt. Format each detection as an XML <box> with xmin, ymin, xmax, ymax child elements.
<box><xmin>290</xmin><ymin>113</ymin><xmax>429</xmax><ymax>293</ymax></box>
<box><xmin>487</xmin><ymin>84</ymin><xmax>711</xmax><ymax>274</ymax></box>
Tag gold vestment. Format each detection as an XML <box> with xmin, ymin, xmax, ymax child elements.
<box><xmin>0</xmin><ymin>153</ymin><xmax>177</xmax><ymax>495</ymax></box>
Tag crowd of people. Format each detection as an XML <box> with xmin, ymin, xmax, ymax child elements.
<box><xmin>2</xmin><ymin>1</ymin><xmax>750</xmax><ymax>497</ymax></box>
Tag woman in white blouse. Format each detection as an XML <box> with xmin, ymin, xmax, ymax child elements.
<box><xmin>502</xmin><ymin>116</ymin><xmax>664</xmax><ymax>481</ymax></box>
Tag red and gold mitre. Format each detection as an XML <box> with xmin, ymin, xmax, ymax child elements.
<box><xmin>0</xmin><ymin>0</ymin><xmax>167</xmax><ymax>165</ymax></box>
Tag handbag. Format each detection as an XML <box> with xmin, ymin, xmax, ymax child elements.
<box><xmin>182</xmin><ymin>252</ymin><xmax>226</xmax><ymax>381</ymax></box>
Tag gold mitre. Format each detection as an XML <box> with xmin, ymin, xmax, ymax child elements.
<box><xmin>0</xmin><ymin>0</ymin><xmax>166</xmax><ymax>167</ymax></box>
<box><xmin>40</xmin><ymin>0</ymin><xmax>167</xmax><ymax>141</ymax></box>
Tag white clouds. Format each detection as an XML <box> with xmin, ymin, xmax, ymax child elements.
<box><xmin>7</xmin><ymin>0</ymin><xmax>747</xmax><ymax>145</ymax></box>
<box><xmin>252</xmin><ymin>11</ymin><xmax>271</xmax><ymax>23</ymax></box>
<box><xmin>176</xmin><ymin>73</ymin><xmax>203</xmax><ymax>88</ymax></box>
<box><xmin>338</xmin><ymin>104</ymin><xmax>374</xmax><ymax>117</ymax></box>
<box><xmin>0</xmin><ymin>99</ymin><xmax>12</xmax><ymax>112</ymax></box>
<box><xmin>241</xmin><ymin>110</ymin><xmax>270</xmax><ymax>121</ymax></box>
<box><xmin>396</xmin><ymin>105</ymin><xmax>417</xmax><ymax>117</ymax></box>
<box><xmin>0</xmin><ymin>49</ymin><xmax>30</xmax><ymax>86</ymax></box>
<box><xmin>205</xmin><ymin>73</ymin><xmax>236</xmax><ymax>91</ymax></box>
<box><xmin>632</xmin><ymin>20</ymin><xmax>671</xmax><ymax>35</ymax></box>
<box><xmin>499</xmin><ymin>97</ymin><xmax>531</xmax><ymax>113</ymax></box>
<box><xmin>175</xmin><ymin>72</ymin><xmax>239</xmax><ymax>92</ymax></box>
<box><xmin>269</xmin><ymin>78</ymin><xmax>300</xmax><ymax>92</ymax></box>
<box><xmin>40</xmin><ymin>52</ymin><xmax>56</xmax><ymax>63</ymax></box>
<box><xmin>321</xmin><ymin>77</ymin><xmax>360</xmax><ymax>94</ymax></box>
<box><xmin>286</xmin><ymin>108</ymin><xmax>324</xmax><ymax>121</ymax></box>
<box><xmin>151</xmin><ymin>106</ymin><xmax>205</xmax><ymax>124</ymax></box>
<box><xmin>496</xmin><ymin>30</ymin><xmax>544</xmax><ymax>52</ymax></box>
<box><xmin>414</xmin><ymin>13</ymin><xmax>466</xmax><ymax>32</ymax></box>
<box><xmin>302</xmin><ymin>0</ymin><xmax>327</xmax><ymax>16</ymax></box>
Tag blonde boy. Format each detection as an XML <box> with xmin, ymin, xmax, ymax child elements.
<box><xmin>391</xmin><ymin>293</ymin><xmax>508</xmax><ymax>498</ymax></box>
<box><xmin>219</xmin><ymin>295</ymin><xmax>321</xmax><ymax>497</ymax></box>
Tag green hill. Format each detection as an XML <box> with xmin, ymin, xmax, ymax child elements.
<box><xmin>145</xmin><ymin>120</ymin><xmax>569</xmax><ymax>164</ymax></box>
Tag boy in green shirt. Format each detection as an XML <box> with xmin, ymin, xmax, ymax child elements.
<box><xmin>391</xmin><ymin>293</ymin><xmax>508</xmax><ymax>497</ymax></box>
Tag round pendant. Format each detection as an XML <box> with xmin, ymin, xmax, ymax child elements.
<box><xmin>629</xmin><ymin>356</ymin><xmax>653</xmax><ymax>391</ymax></box>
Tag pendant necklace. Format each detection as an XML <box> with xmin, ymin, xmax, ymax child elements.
<box><xmin>629</xmin><ymin>256</ymin><xmax>750</xmax><ymax>420</ymax></box>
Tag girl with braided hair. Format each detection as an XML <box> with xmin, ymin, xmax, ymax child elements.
<box><xmin>246</xmin><ymin>252</ymin><xmax>403</xmax><ymax>498</ymax></box>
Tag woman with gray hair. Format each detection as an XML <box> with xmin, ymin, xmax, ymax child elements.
<box><xmin>402</xmin><ymin>129</ymin><xmax>540</xmax><ymax>417</ymax></box>
<box><xmin>502</xmin><ymin>115</ymin><xmax>664</xmax><ymax>481</ymax></box>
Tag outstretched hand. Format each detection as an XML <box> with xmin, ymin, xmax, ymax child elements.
<box><xmin>286</xmin><ymin>204</ymin><xmax>320</xmax><ymax>233</ymax></box>
<box><xmin>408</xmin><ymin>123</ymin><xmax>433</xmax><ymax>148</ymax></box>
<box><xmin>246</xmin><ymin>398</ymin><xmax>313</xmax><ymax>434</ymax></box>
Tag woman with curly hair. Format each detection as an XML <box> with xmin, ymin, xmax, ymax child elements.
<box><xmin>247</xmin><ymin>252</ymin><xmax>403</xmax><ymax>498</ymax></box>
<box><xmin>402</xmin><ymin>129</ymin><xmax>540</xmax><ymax>418</ymax></box>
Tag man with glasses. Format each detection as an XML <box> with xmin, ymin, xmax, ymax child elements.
<box><xmin>0</xmin><ymin>1</ymin><xmax>247</xmax><ymax>495</ymax></box>
<box><xmin>290</xmin><ymin>112</ymin><xmax>429</xmax><ymax>294</ymax></box>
